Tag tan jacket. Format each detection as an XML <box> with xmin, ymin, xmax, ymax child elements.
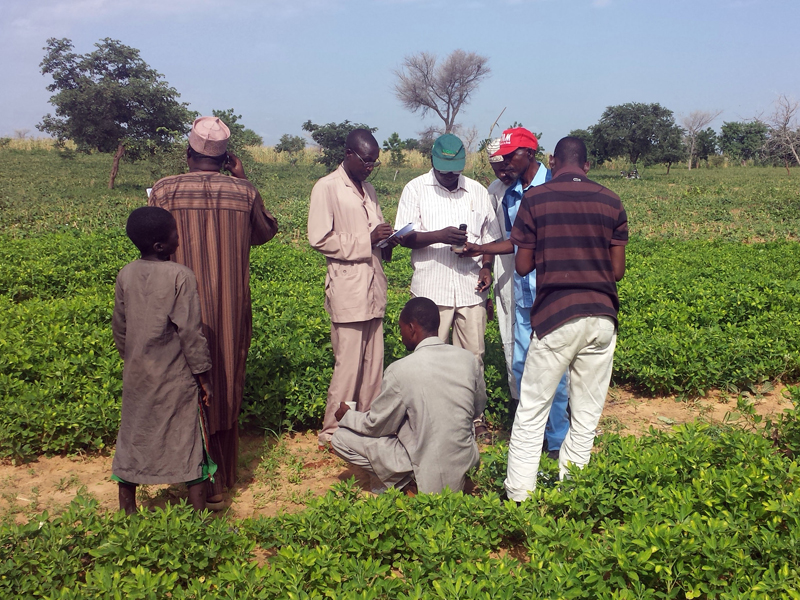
<box><xmin>307</xmin><ymin>165</ymin><xmax>388</xmax><ymax>323</ymax></box>
<box><xmin>339</xmin><ymin>337</ymin><xmax>486</xmax><ymax>493</ymax></box>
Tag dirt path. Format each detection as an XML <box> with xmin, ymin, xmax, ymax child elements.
<box><xmin>1</xmin><ymin>385</ymin><xmax>792</xmax><ymax>523</ymax></box>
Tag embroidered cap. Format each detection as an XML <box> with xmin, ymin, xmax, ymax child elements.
<box><xmin>431</xmin><ymin>133</ymin><xmax>466</xmax><ymax>172</ymax></box>
<box><xmin>486</xmin><ymin>138</ymin><xmax>503</xmax><ymax>163</ymax></box>
<box><xmin>188</xmin><ymin>116</ymin><xmax>230</xmax><ymax>157</ymax></box>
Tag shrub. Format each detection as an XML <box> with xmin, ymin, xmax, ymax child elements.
<box><xmin>5</xmin><ymin>412</ymin><xmax>800</xmax><ymax>598</ymax></box>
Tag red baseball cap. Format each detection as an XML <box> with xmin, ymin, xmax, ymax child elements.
<box><xmin>491</xmin><ymin>127</ymin><xmax>539</xmax><ymax>158</ymax></box>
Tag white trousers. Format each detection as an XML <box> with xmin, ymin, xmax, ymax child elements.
<box><xmin>495</xmin><ymin>294</ymin><xmax>519</xmax><ymax>401</ymax></box>
<box><xmin>504</xmin><ymin>316</ymin><xmax>617</xmax><ymax>502</ymax></box>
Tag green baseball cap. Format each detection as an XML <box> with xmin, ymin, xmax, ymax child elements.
<box><xmin>431</xmin><ymin>133</ymin><xmax>466</xmax><ymax>172</ymax></box>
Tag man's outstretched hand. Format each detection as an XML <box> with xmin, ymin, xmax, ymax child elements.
<box><xmin>458</xmin><ymin>242</ymin><xmax>483</xmax><ymax>258</ymax></box>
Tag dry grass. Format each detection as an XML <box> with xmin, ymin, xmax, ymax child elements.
<box><xmin>0</xmin><ymin>138</ymin><xmax>529</xmax><ymax>173</ymax></box>
<box><xmin>248</xmin><ymin>145</ymin><xmax>498</xmax><ymax>171</ymax></box>
<box><xmin>247</xmin><ymin>146</ymin><xmax>322</xmax><ymax>165</ymax></box>
<box><xmin>1</xmin><ymin>137</ymin><xmax>76</xmax><ymax>151</ymax></box>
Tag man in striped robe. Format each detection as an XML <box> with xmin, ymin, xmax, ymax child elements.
<box><xmin>149</xmin><ymin>116</ymin><xmax>278</xmax><ymax>507</ymax></box>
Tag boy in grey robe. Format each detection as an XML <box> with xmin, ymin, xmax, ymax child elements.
<box><xmin>332</xmin><ymin>297</ymin><xmax>486</xmax><ymax>494</ymax></box>
<box><xmin>111</xmin><ymin>206</ymin><xmax>213</xmax><ymax>514</ymax></box>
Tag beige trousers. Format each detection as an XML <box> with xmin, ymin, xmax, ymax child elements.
<box><xmin>437</xmin><ymin>303</ymin><xmax>487</xmax><ymax>370</ymax></box>
<box><xmin>504</xmin><ymin>316</ymin><xmax>617</xmax><ymax>501</ymax></box>
<box><xmin>319</xmin><ymin>318</ymin><xmax>384</xmax><ymax>443</ymax></box>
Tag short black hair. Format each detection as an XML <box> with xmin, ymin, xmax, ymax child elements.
<box><xmin>553</xmin><ymin>137</ymin><xmax>588</xmax><ymax>166</ymax></box>
<box><xmin>126</xmin><ymin>206</ymin><xmax>176</xmax><ymax>254</ymax></box>
<box><xmin>187</xmin><ymin>145</ymin><xmax>227</xmax><ymax>162</ymax></box>
<box><xmin>345</xmin><ymin>128</ymin><xmax>378</xmax><ymax>153</ymax></box>
<box><xmin>399</xmin><ymin>297</ymin><xmax>440</xmax><ymax>333</ymax></box>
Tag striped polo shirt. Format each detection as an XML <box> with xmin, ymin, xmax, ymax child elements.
<box><xmin>509</xmin><ymin>170</ymin><xmax>628</xmax><ymax>339</ymax></box>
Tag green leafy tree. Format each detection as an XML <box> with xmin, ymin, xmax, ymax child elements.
<box><xmin>275</xmin><ymin>134</ymin><xmax>306</xmax><ymax>155</ymax></box>
<box><xmin>590</xmin><ymin>102</ymin><xmax>680</xmax><ymax>166</ymax></box>
<box><xmin>37</xmin><ymin>37</ymin><xmax>194</xmax><ymax>189</ymax></box>
<box><xmin>403</xmin><ymin>138</ymin><xmax>420</xmax><ymax>151</ymax></box>
<box><xmin>382</xmin><ymin>132</ymin><xmax>407</xmax><ymax>167</ymax></box>
<box><xmin>694</xmin><ymin>128</ymin><xmax>719</xmax><ymax>165</ymax></box>
<box><xmin>301</xmin><ymin>120</ymin><xmax>377</xmax><ymax>171</ymax></box>
<box><xmin>274</xmin><ymin>134</ymin><xmax>307</xmax><ymax>166</ymax></box>
<box><xmin>568</xmin><ymin>128</ymin><xmax>595</xmax><ymax>162</ymax></box>
<box><xmin>211</xmin><ymin>109</ymin><xmax>263</xmax><ymax>154</ymax></box>
<box><xmin>416</xmin><ymin>126</ymin><xmax>439</xmax><ymax>157</ymax></box>
<box><xmin>646</xmin><ymin>123</ymin><xmax>687</xmax><ymax>174</ymax></box>
<box><xmin>720</xmin><ymin>121</ymin><xmax>768</xmax><ymax>166</ymax></box>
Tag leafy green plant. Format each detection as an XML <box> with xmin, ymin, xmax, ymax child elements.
<box><xmin>7</xmin><ymin>411</ymin><xmax>800</xmax><ymax>598</ymax></box>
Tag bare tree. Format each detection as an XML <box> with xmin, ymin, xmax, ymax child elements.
<box><xmin>394</xmin><ymin>50</ymin><xmax>490</xmax><ymax>134</ymax></box>
<box><xmin>680</xmin><ymin>110</ymin><xmax>722</xmax><ymax>169</ymax></box>
<box><xmin>458</xmin><ymin>125</ymin><xmax>480</xmax><ymax>153</ymax></box>
<box><xmin>14</xmin><ymin>128</ymin><xmax>30</xmax><ymax>139</ymax></box>
<box><xmin>765</xmin><ymin>94</ymin><xmax>800</xmax><ymax>175</ymax></box>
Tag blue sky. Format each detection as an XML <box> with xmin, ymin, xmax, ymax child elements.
<box><xmin>1</xmin><ymin>0</ymin><xmax>798</xmax><ymax>150</ymax></box>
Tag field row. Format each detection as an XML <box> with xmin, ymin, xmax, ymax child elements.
<box><xmin>2</xmin><ymin>149</ymin><xmax>800</xmax><ymax>242</ymax></box>
<box><xmin>2</xmin><ymin>232</ymin><xmax>800</xmax><ymax>457</ymax></box>
<box><xmin>4</xmin><ymin>411</ymin><xmax>800</xmax><ymax>597</ymax></box>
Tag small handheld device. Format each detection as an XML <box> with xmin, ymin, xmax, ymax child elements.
<box><xmin>451</xmin><ymin>223</ymin><xmax>468</xmax><ymax>253</ymax></box>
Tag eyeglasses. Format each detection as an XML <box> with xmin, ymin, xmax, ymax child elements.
<box><xmin>351</xmin><ymin>149</ymin><xmax>381</xmax><ymax>169</ymax></box>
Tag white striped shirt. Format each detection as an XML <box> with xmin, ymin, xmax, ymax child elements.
<box><xmin>395</xmin><ymin>170</ymin><xmax>502</xmax><ymax>307</ymax></box>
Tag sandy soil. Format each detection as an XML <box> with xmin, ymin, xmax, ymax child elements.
<box><xmin>0</xmin><ymin>384</ymin><xmax>793</xmax><ymax>523</ymax></box>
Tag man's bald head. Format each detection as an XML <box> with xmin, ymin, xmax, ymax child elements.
<box><xmin>346</xmin><ymin>128</ymin><xmax>379</xmax><ymax>154</ymax></box>
<box><xmin>553</xmin><ymin>137</ymin><xmax>588</xmax><ymax>167</ymax></box>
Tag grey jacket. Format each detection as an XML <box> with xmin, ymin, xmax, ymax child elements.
<box><xmin>339</xmin><ymin>337</ymin><xmax>487</xmax><ymax>493</ymax></box>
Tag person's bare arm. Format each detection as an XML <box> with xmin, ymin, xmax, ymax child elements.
<box><xmin>400</xmin><ymin>227</ymin><xmax>466</xmax><ymax>249</ymax></box>
<box><xmin>611</xmin><ymin>245</ymin><xmax>626</xmax><ymax>281</ymax></box>
<box><xmin>515</xmin><ymin>247</ymin><xmax>535</xmax><ymax>277</ymax></box>
<box><xmin>461</xmin><ymin>239</ymin><xmax>513</xmax><ymax>257</ymax></box>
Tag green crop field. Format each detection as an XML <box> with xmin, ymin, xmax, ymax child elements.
<box><xmin>2</xmin><ymin>146</ymin><xmax>800</xmax><ymax>597</ymax></box>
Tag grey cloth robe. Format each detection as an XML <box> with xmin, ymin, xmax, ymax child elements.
<box><xmin>111</xmin><ymin>260</ymin><xmax>212</xmax><ymax>484</ymax></box>
<box><xmin>336</xmin><ymin>337</ymin><xmax>486</xmax><ymax>493</ymax></box>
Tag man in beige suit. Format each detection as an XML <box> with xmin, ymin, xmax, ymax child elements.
<box><xmin>307</xmin><ymin>129</ymin><xmax>397</xmax><ymax>447</ymax></box>
<box><xmin>332</xmin><ymin>297</ymin><xmax>486</xmax><ymax>494</ymax></box>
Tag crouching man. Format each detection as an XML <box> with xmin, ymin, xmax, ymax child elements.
<box><xmin>331</xmin><ymin>297</ymin><xmax>486</xmax><ymax>494</ymax></box>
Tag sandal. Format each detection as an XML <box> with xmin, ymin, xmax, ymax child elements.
<box><xmin>475</xmin><ymin>424</ymin><xmax>493</xmax><ymax>444</ymax></box>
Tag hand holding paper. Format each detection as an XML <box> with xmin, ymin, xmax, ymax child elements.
<box><xmin>377</xmin><ymin>223</ymin><xmax>414</xmax><ymax>248</ymax></box>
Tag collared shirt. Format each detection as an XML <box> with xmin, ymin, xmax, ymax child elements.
<box><xmin>502</xmin><ymin>162</ymin><xmax>551</xmax><ymax>308</ymax></box>
<box><xmin>307</xmin><ymin>164</ymin><xmax>388</xmax><ymax>323</ymax></box>
<box><xmin>395</xmin><ymin>170</ymin><xmax>502</xmax><ymax>307</ymax></box>
<box><xmin>510</xmin><ymin>170</ymin><xmax>629</xmax><ymax>339</ymax></box>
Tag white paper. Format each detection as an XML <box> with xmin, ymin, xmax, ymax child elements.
<box><xmin>146</xmin><ymin>187</ymin><xmax>152</xmax><ymax>198</ymax></box>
